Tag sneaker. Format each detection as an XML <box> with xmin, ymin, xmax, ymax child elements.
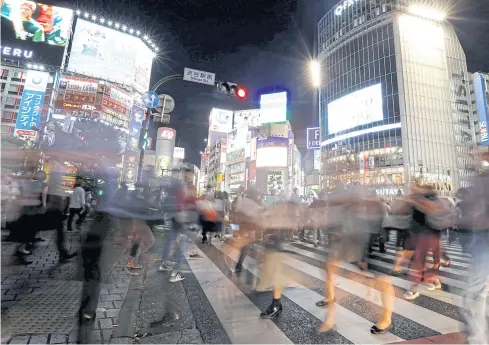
<box><xmin>159</xmin><ymin>261</ymin><xmax>174</xmax><ymax>271</ymax></box>
<box><xmin>189</xmin><ymin>253</ymin><xmax>203</xmax><ymax>260</ymax></box>
<box><xmin>169</xmin><ymin>272</ymin><xmax>185</xmax><ymax>282</ymax></box>
<box><xmin>426</xmin><ymin>281</ymin><xmax>442</xmax><ymax>291</ymax></box>
<box><xmin>404</xmin><ymin>290</ymin><xmax>420</xmax><ymax>300</ymax></box>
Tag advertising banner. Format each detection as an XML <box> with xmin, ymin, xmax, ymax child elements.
<box><xmin>259</xmin><ymin>91</ymin><xmax>287</xmax><ymax>124</ymax></box>
<box><xmin>227</xmin><ymin>125</ymin><xmax>248</xmax><ymax>152</ymax></box>
<box><xmin>123</xmin><ymin>150</ymin><xmax>138</xmax><ymax>184</ymax></box>
<box><xmin>68</xmin><ymin>19</ymin><xmax>152</xmax><ymax>89</ymax></box>
<box><xmin>327</xmin><ymin>83</ymin><xmax>383</xmax><ymax>135</ymax></box>
<box><xmin>173</xmin><ymin>147</ymin><xmax>185</xmax><ymax>160</ymax></box>
<box><xmin>158</xmin><ymin>127</ymin><xmax>176</xmax><ymax>141</ymax></box>
<box><xmin>157</xmin><ymin>156</ymin><xmax>172</xmax><ymax>175</ymax></box>
<box><xmin>126</xmin><ymin>136</ymin><xmax>139</xmax><ymax>152</ymax></box>
<box><xmin>129</xmin><ymin>104</ymin><xmax>144</xmax><ymax>137</ymax></box>
<box><xmin>229</xmin><ymin>172</ymin><xmax>245</xmax><ymax>185</ymax></box>
<box><xmin>267</xmin><ymin>170</ymin><xmax>285</xmax><ymax>195</ymax></box>
<box><xmin>209</xmin><ymin>108</ymin><xmax>233</xmax><ymax>133</ymax></box>
<box><xmin>313</xmin><ymin>149</ymin><xmax>321</xmax><ymax>171</ymax></box>
<box><xmin>55</xmin><ymin>75</ymin><xmax>100</xmax><ymax>120</ymax></box>
<box><xmin>474</xmin><ymin>74</ymin><xmax>489</xmax><ymax>146</ymax></box>
<box><xmin>233</xmin><ymin>109</ymin><xmax>261</xmax><ymax>128</ymax></box>
<box><xmin>307</xmin><ymin>127</ymin><xmax>321</xmax><ymax>149</ymax></box>
<box><xmin>256</xmin><ymin>137</ymin><xmax>288</xmax><ymax>168</ymax></box>
<box><xmin>15</xmin><ymin>70</ymin><xmax>50</xmax><ymax>136</ymax></box>
<box><xmin>226</xmin><ymin>148</ymin><xmax>245</xmax><ymax>165</ymax></box>
<box><xmin>257</xmin><ymin>137</ymin><xmax>289</xmax><ymax>149</ymax></box>
<box><xmin>1</xmin><ymin>1</ymin><xmax>73</xmax><ymax>66</ymax></box>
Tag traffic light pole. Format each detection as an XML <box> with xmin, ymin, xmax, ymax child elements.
<box><xmin>136</xmin><ymin>74</ymin><xmax>183</xmax><ymax>183</ymax></box>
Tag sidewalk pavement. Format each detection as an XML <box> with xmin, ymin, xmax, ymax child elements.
<box><xmin>1</xmin><ymin>222</ymin><xmax>139</xmax><ymax>344</ymax></box>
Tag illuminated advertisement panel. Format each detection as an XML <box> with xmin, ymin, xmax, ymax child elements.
<box><xmin>259</xmin><ymin>91</ymin><xmax>287</xmax><ymax>124</ymax></box>
<box><xmin>233</xmin><ymin>109</ymin><xmax>261</xmax><ymax>128</ymax></box>
<box><xmin>209</xmin><ymin>108</ymin><xmax>233</xmax><ymax>133</ymax></box>
<box><xmin>55</xmin><ymin>75</ymin><xmax>100</xmax><ymax>120</ymax></box>
<box><xmin>67</xmin><ymin>19</ymin><xmax>152</xmax><ymax>89</ymax></box>
<box><xmin>474</xmin><ymin>74</ymin><xmax>489</xmax><ymax>146</ymax></box>
<box><xmin>1</xmin><ymin>0</ymin><xmax>73</xmax><ymax>66</ymax></box>
<box><xmin>129</xmin><ymin>104</ymin><xmax>144</xmax><ymax>137</ymax></box>
<box><xmin>15</xmin><ymin>70</ymin><xmax>50</xmax><ymax>137</ymax></box>
<box><xmin>256</xmin><ymin>137</ymin><xmax>288</xmax><ymax>168</ymax></box>
<box><xmin>327</xmin><ymin>83</ymin><xmax>383</xmax><ymax>135</ymax></box>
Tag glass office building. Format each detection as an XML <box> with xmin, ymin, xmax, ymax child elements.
<box><xmin>318</xmin><ymin>0</ymin><xmax>477</xmax><ymax>196</ymax></box>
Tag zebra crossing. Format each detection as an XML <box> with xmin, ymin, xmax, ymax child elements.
<box><xmin>179</xmin><ymin>233</ymin><xmax>475</xmax><ymax>344</ymax></box>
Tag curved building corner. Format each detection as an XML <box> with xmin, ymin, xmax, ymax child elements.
<box><xmin>318</xmin><ymin>0</ymin><xmax>477</xmax><ymax>197</ymax></box>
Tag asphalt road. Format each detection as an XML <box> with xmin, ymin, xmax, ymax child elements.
<box><xmin>132</xmin><ymin>228</ymin><xmax>473</xmax><ymax>345</ymax></box>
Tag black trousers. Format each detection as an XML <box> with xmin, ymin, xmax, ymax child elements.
<box><xmin>68</xmin><ymin>207</ymin><xmax>84</xmax><ymax>231</ymax></box>
<box><xmin>78</xmin><ymin>212</ymin><xmax>110</xmax><ymax>344</ymax></box>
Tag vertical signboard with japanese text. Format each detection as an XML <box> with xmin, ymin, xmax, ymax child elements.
<box><xmin>15</xmin><ymin>70</ymin><xmax>50</xmax><ymax>137</ymax></box>
<box><xmin>474</xmin><ymin>74</ymin><xmax>489</xmax><ymax>146</ymax></box>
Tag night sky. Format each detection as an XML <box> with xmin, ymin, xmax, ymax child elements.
<box><xmin>51</xmin><ymin>0</ymin><xmax>489</xmax><ymax>166</ymax></box>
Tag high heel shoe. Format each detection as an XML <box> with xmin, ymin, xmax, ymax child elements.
<box><xmin>316</xmin><ymin>297</ymin><xmax>336</xmax><ymax>307</ymax></box>
<box><xmin>260</xmin><ymin>302</ymin><xmax>282</xmax><ymax>319</ymax></box>
<box><xmin>370</xmin><ymin>323</ymin><xmax>393</xmax><ymax>334</ymax></box>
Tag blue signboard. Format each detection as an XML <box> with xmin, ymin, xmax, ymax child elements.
<box><xmin>474</xmin><ymin>74</ymin><xmax>489</xmax><ymax>147</ymax></box>
<box><xmin>15</xmin><ymin>89</ymin><xmax>46</xmax><ymax>131</ymax></box>
<box><xmin>141</xmin><ymin>91</ymin><xmax>159</xmax><ymax>108</ymax></box>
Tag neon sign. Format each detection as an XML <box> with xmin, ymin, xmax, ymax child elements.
<box><xmin>1</xmin><ymin>46</ymin><xmax>33</xmax><ymax>59</ymax></box>
<box><xmin>334</xmin><ymin>0</ymin><xmax>361</xmax><ymax>16</ymax></box>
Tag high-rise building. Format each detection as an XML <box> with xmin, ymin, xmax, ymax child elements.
<box><xmin>318</xmin><ymin>0</ymin><xmax>477</xmax><ymax>196</ymax></box>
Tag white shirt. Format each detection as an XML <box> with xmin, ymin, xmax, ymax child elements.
<box><xmin>69</xmin><ymin>186</ymin><xmax>86</xmax><ymax>209</ymax></box>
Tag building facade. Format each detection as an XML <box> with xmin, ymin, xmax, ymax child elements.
<box><xmin>318</xmin><ymin>0</ymin><xmax>477</xmax><ymax>196</ymax></box>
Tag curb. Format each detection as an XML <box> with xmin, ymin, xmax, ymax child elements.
<box><xmin>109</xmin><ymin>254</ymin><xmax>149</xmax><ymax>344</ymax></box>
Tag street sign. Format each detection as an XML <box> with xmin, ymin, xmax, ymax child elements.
<box><xmin>183</xmin><ymin>67</ymin><xmax>216</xmax><ymax>86</ymax></box>
<box><xmin>307</xmin><ymin>127</ymin><xmax>321</xmax><ymax>149</ymax></box>
<box><xmin>141</xmin><ymin>91</ymin><xmax>159</xmax><ymax>108</ymax></box>
<box><xmin>156</xmin><ymin>94</ymin><xmax>175</xmax><ymax>113</ymax></box>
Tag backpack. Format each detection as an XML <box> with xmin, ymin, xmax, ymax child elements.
<box><xmin>425</xmin><ymin>198</ymin><xmax>454</xmax><ymax>231</ymax></box>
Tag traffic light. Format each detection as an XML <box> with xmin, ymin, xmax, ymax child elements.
<box><xmin>216</xmin><ymin>81</ymin><xmax>247</xmax><ymax>100</ymax></box>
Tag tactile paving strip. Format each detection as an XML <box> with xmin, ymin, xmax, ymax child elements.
<box><xmin>1</xmin><ymin>280</ymin><xmax>82</xmax><ymax>335</ymax></box>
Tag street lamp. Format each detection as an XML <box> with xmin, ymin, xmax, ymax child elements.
<box><xmin>310</xmin><ymin>60</ymin><xmax>321</xmax><ymax>88</ymax></box>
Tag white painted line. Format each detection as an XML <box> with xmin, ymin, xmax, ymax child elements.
<box><xmin>213</xmin><ymin>242</ymin><xmax>405</xmax><ymax>344</ymax></box>
<box><xmin>185</xmin><ymin>245</ymin><xmax>293</xmax><ymax>344</ymax></box>
<box><xmin>254</xmin><ymin>244</ymin><xmax>464</xmax><ymax>335</ymax></box>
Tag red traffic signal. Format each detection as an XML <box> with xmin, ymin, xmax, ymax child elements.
<box><xmin>216</xmin><ymin>81</ymin><xmax>247</xmax><ymax>100</ymax></box>
<box><xmin>237</xmin><ymin>87</ymin><xmax>247</xmax><ymax>100</ymax></box>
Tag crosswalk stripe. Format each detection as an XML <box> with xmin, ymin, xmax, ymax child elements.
<box><xmin>369</xmin><ymin>245</ymin><xmax>472</xmax><ymax>269</ymax></box>
<box><xmin>213</xmin><ymin>241</ymin><xmax>405</xmax><ymax>344</ymax></box>
<box><xmin>252</xmin><ymin>244</ymin><xmax>464</xmax><ymax>335</ymax></box>
<box><xmin>291</xmin><ymin>241</ymin><xmax>469</xmax><ymax>289</ymax></box>
<box><xmin>184</xmin><ymin>243</ymin><xmax>293</xmax><ymax>344</ymax></box>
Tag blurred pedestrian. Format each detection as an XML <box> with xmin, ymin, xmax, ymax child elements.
<box><xmin>67</xmin><ymin>181</ymin><xmax>86</xmax><ymax>232</ymax></box>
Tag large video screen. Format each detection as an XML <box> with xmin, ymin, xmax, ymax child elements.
<box><xmin>1</xmin><ymin>0</ymin><xmax>73</xmax><ymax>66</ymax></box>
<box><xmin>67</xmin><ymin>19</ymin><xmax>153</xmax><ymax>91</ymax></box>
<box><xmin>260</xmin><ymin>91</ymin><xmax>287</xmax><ymax>124</ymax></box>
<box><xmin>327</xmin><ymin>84</ymin><xmax>383</xmax><ymax>135</ymax></box>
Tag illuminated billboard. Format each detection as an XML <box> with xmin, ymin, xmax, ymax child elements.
<box><xmin>209</xmin><ymin>108</ymin><xmax>232</xmax><ymax>133</ymax></box>
<box><xmin>327</xmin><ymin>83</ymin><xmax>383</xmax><ymax>135</ymax></box>
<box><xmin>474</xmin><ymin>74</ymin><xmax>489</xmax><ymax>146</ymax></box>
<box><xmin>67</xmin><ymin>19</ymin><xmax>152</xmax><ymax>91</ymax></box>
<box><xmin>15</xmin><ymin>70</ymin><xmax>50</xmax><ymax>137</ymax></box>
<box><xmin>260</xmin><ymin>91</ymin><xmax>287</xmax><ymax>124</ymax></box>
<box><xmin>256</xmin><ymin>137</ymin><xmax>288</xmax><ymax>168</ymax></box>
<box><xmin>234</xmin><ymin>109</ymin><xmax>261</xmax><ymax>128</ymax></box>
<box><xmin>1</xmin><ymin>0</ymin><xmax>73</xmax><ymax>66</ymax></box>
<box><xmin>54</xmin><ymin>75</ymin><xmax>100</xmax><ymax>120</ymax></box>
